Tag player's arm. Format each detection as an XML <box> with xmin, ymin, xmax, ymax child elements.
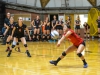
<box><xmin>3</xmin><ymin>24</ymin><xmax>9</xmax><ymax>36</ymax></box>
<box><xmin>25</xmin><ymin>27</ymin><xmax>31</xmax><ymax>40</ymax></box>
<box><xmin>11</xmin><ymin>27</ymin><xmax>16</xmax><ymax>36</ymax></box>
<box><xmin>39</xmin><ymin>21</ymin><xmax>42</xmax><ymax>27</ymax></box>
<box><xmin>57</xmin><ymin>31</ymin><xmax>72</xmax><ymax>47</ymax></box>
<box><xmin>79</xmin><ymin>20</ymin><xmax>81</xmax><ymax>25</ymax></box>
<box><xmin>31</xmin><ymin>20</ymin><xmax>34</xmax><ymax>27</ymax></box>
<box><xmin>75</xmin><ymin>20</ymin><xmax>77</xmax><ymax>25</ymax></box>
<box><xmin>52</xmin><ymin>21</ymin><xmax>54</xmax><ymax>28</ymax></box>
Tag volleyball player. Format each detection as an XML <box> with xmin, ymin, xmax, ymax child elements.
<box><xmin>55</xmin><ymin>18</ymin><xmax>64</xmax><ymax>38</ymax></box>
<box><xmin>96</xmin><ymin>16</ymin><xmax>100</xmax><ymax>41</ymax></box>
<box><xmin>32</xmin><ymin>15</ymin><xmax>41</xmax><ymax>41</ymax></box>
<box><xmin>42</xmin><ymin>17</ymin><xmax>50</xmax><ymax>41</ymax></box>
<box><xmin>52</xmin><ymin>15</ymin><xmax>57</xmax><ymax>30</ymax></box>
<box><xmin>4</xmin><ymin>17</ymin><xmax>20</xmax><ymax>52</ymax></box>
<box><xmin>83</xmin><ymin>22</ymin><xmax>90</xmax><ymax>40</ymax></box>
<box><xmin>75</xmin><ymin>15</ymin><xmax>81</xmax><ymax>36</ymax></box>
<box><xmin>7</xmin><ymin>17</ymin><xmax>31</xmax><ymax>57</ymax></box>
<box><xmin>49</xmin><ymin>25</ymin><xmax>88</xmax><ymax>68</ymax></box>
<box><xmin>65</xmin><ymin>16</ymin><xmax>71</xmax><ymax>29</ymax></box>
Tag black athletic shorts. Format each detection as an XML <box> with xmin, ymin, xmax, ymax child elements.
<box><xmin>13</xmin><ymin>33</ymin><xmax>24</xmax><ymax>38</ymax></box>
<box><xmin>75</xmin><ymin>41</ymin><xmax>85</xmax><ymax>48</ymax></box>
<box><xmin>7</xmin><ymin>30</ymin><xmax>12</xmax><ymax>36</ymax></box>
<box><xmin>45</xmin><ymin>26</ymin><xmax>50</xmax><ymax>30</ymax></box>
<box><xmin>75</xmin><ymin>25</ymin><xmax>80</xmax><ymax>29</ymax></box>
<box><xmin>98</xmin><ymin>24</ymin><xmax>100</xmax><ymax>28</ymax></box>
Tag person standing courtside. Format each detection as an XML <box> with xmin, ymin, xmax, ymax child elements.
<box><xmin>83</xmin><ymin>22</ymin><xmax>90</xmax><ymax>40</ymax></box>
<box><xmin>31</xmin><ymin>15</ymin><xmax>41</xmax><ymax>41</ymax></box>
<box><xmin>2</xmin><ymin>12</ymin><xmax>10</xmax><ymax>45</ymax></box>
<box><xmin>96</xmin><ymin>16</ymin><xmax>100</xmax><ymax>41</ymax></box>
<box><xmin>52</xmin><ymin>15</ymin><xmax>57</xmax><ymax>30</ymax></box>
<box><xmin>65</xmin><ymin>16</ymin><xmax>71</xmax><ymax>29</ymax></box>
<box><xmin>75</xmin><ymin>15</ymin><xmax>81</xmax><ymax>36</ymax></box>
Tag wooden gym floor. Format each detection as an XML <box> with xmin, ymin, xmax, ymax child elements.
<box><xmin>0</xmin><ymin>40</ymin><xmax>100</xmax><ymax>75</ymax></box>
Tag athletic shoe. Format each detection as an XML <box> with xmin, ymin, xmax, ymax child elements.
<box><xmin>26</xmin><ymin>50</ymin><xmax>31</xmax><ymax>57</ymax></box>
<box><xmin>5</xmin><ymin>48</ymin><xmax>10</xmax><ymax>52</ymax></box>
<box><xmin>7</xmin><ymin>50</ymin><xmax>12</xmax><ymax>57</ymax></box>
<box><xmin>83</xmin><ymin>64</ymin><xmax>88</xmax><ymax>68</ymax></box>
<box><xmin>49</xmin><ymin>60</ymin><xmax>57</xmax><ymax>66</ymax></box>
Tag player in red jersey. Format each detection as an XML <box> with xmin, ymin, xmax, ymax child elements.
<box><xmin>49</xmin><ymin>25</ymin><xmax>88</xmax><ymax>68</ymax></box>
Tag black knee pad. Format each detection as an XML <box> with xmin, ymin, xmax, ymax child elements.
<box><xmin>62</xmin><ymin>51</ymin><xmax>66</xmax><ymax>56</ymax></box>
<box><xmin>24</xmin><ymin>44</ymin><xmax>27</xmax><ymax>47</ymax></box>
<box><xmin>88</xmin><ymin>33</ymin><xmax>90</xmax><ymax>34</ymax></box>
<box><xmin>42</xmin><ymin>34</ymin><xmax>45</xmax><ymax>36</ymax></box>
<box><xmin>84</xmin><ymin>33</ymin><xmax>86</xmax><ymax>34</ymax></box>
<box><xmin>6</xmin><ymin>42</ymin><xmax>9</xmax><ymax>44</ymax></box>
<box><xmin>37</xmin><ymin>34</ymin><xmax>40</xmax><ymax>36</ymax></box>
<box><xmin>12</xmin><ymin>45</ymin><xmax>15</xmax><ymax>48</ymax></box>
<box><xmin>47</xmin><ymin>34</ymin><xmax>50</xmax><ymax>36</ymax></box>
<box><xmin>34</xmin><ymin>34</ymin><xmax>37</xmax><ymax>36</ymax></box>
<box><xmin>16</xmin><ymin>42</ymin><xmax>19</xmax><ymax>45</ymax></box>
<box><xmin>77</xmin><ymin>53</ymin><xmax>82</xmax><ymax>57</ymax></box>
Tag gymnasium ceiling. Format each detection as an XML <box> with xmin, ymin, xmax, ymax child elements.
<box><xmin>0</xmin><ymin>0</ymin><xmax>99</xmax><ymax>13</ymax></box>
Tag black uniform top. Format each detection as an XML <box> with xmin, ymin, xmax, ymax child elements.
<box><xmin>14</xmin><ymin>23</ymin><xmax>27</xmax><ymax>36</ymax></box>
<box><xmin>4</xmin><ymin>18</ymin><xmax>10</xmax><ymax>25</ymax></box>
<box><xmin>52</xmin><ymin>20</ymin><xmax>57</xmax><ymax>26</ymax></box>
<box><xmin>66</xmin><ymin>20</ymin><xmax>71</xmax><ymax>26</ymax></box>
<box><xmin>58</xmin><ymin>21</ymin><xmax>63</xmax><ymax>25</ymax></box>
<box><xmin>75</xmin><ymin>20</ymin><xmax>80</xmax><ymax>25</ymax></box>
<box><xmin>83</xmin><ymin>23</ymin><xmax>90</xmax><ymax>29</ymax></box>
<box><xmin>34</xmin><ymin>19</ymin><xmax>41</xmax><ymax>27</ymax></box>
<box><xmin>7</xmin><ymin>22</ymin><xmax>16</xmax><ymax>31</ymax></box>
<box><xmin>96</xmin><ymin>19</ymin><xmax>100</xmax><ymax>25</ymax></box>
<box><xmin>7</xmin><ymin>22</ymin><xmax>16</xmax><ymax>35</ymax></box>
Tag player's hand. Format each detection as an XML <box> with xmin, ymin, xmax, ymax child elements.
<box><xmin>57</xmin><ymin>41</ymin><xmax>61</xmax><ymax>47</ymax></box>
<box><xmin>10</xmin><ymin>35</ymin><xmax>13</xmax><ymax>39</ymax></box>
<box><xmin>29</xmin><ymin>36</ymin><xmax>31</xmax><ymax>40</ymax></box>
<box><xmin>34</xmin><ymin>26</ymin><xmax>36</xmax><ymax>28</ymax></box>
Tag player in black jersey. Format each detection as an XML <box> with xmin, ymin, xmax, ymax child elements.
<box><xmin>52</xmin><ymin>15</ymin><xmax>57</xmax><ymax>29</ymax></box>
<box><xmin>83</xmin><ymin>22</ymin><xmax>90</xmax><ymax>40</ymax></box>
<box><xmin>55</xmin><ymin>18</ymin><xmax>64</xmax><ymax>38</ymax></box>
<box><xmin>65</xmin><ymin>16</ymin><xmax>71</xmax><ymax>29</ymax></box>
<box><xmin>4</xmin><ymin>17</ymin><xmax>20</xmax><ymax>52</ymax></box>
<box><xmin>31</xmin><ymin>15</ymin><xmax>41</xmax><ymax>41</ymax></box>
<box><xmin>75</xmin><ymin>15</ymin><xmax>81</xmax><ymax>36</ymax></box>
<box><xmin>96</xmin><ymin>16</ymin><xmax>100</xmax><ymax>41</ymax></box>
<box><xmin>7</xmin><ymin>17</ymin><xmax>31</xmax><ymax>57</ymax></box>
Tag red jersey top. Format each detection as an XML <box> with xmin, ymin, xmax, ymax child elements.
<box><xmin>64</xmin><ymin>29</ymin><xmax>83</xmax><ymax>46</ymax></box>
